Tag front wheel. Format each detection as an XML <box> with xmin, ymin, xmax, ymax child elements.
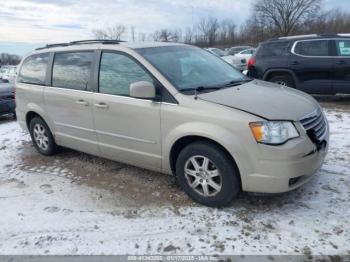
<box><xmin>176</xmin><ymin>142</ymin><xmax>240</xmax><ymax>207</ymax></box>
<box><xmin>269</xmin><ymin>74</ymin><xmax>295</xmax><ymax>88</ymax></box>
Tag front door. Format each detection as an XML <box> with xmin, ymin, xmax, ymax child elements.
<box><xmin>44</xmin><ymin>51</ymin><xmax>99</xmax><ymax>155</ymax></box>
<box><xmin>93</xmin><ymin>51</ymin><xmax>162</xmax><ymax>170</ymax></box>
<box><xmin>333</xmin><ymin>39</ymin><xmax>350</xmax><ymax>94</ymax></box>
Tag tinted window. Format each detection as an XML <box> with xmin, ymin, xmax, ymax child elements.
<box><xmin>52</xmin><ymin>52</ymin><xmax>93</xmax><ymax>90</ymax></box>
<box><xmin>294</xmin><ymin>40</ymin><xmax>329</xmax><ymax>56</ymax></box>
<box><xmin>336</xmin><ymin>40</ymin><xmax>350</xmax><ymax>56</ymax></box>
<box><xmin>258</xmin><ymin>42</ymin><xmax>290</xmax><ymax>57</ymax></box>
<box><xmin>18</xmin><ymin>53</ymin><xmax>49</xmax><ymax>85</ymax></box>
<box><xmin>99</xmin><ymin>52</ymin><xmax>153</xmax><ymax>96</ymax></box>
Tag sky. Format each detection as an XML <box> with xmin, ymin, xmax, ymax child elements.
<box><xmin>0</xmin><ymin>0</ymin><xmax>349</xmax><ymax>55</ymax></box>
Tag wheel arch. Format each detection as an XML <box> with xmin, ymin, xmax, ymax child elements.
<box><xmin>263</xmin><ymin>69</ymin><xmax>298</xmax><ymax>85</ymax></box>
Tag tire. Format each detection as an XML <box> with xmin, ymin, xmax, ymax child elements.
<box><xmin>29</xmin><ymin>117</ymin><xmax>57</xmax><ymax>156</ymax></box>
<box><xmin>175</xmin><ymin>141</ymin><xmax>240</xmax><ymax>207</ymax></box>
<box><xmin>269</xmin><ymin>74</ymin><xmax>295</xmax><ymax>88</ymax></box>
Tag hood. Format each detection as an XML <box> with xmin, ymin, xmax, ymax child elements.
<box><xmin>198</xmin><ymin>80</ymin><xmax>318</xmax><ymax>121</ymax></box>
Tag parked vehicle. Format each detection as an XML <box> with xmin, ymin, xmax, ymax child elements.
<box><xmin>226</xmin><ymin>46</ymin><xmax>253</xmax><ymax>56</ymax></box>
<box><xmin>0</xmin><ymin>82</ymin><xmax>16</xmax><ymax>118</ymax></box>
<box><xmin>234</xmin><ymin>48</ymin><xmax>255</xmax><ymax>61</ymax></box>
<box><xmin>247</xmin><ymin>34</ymin><xmax>350</xmax><ymax>95</ymax></box>
<box><xmin>0</xmin><ymin>66</ymin><xmax>10</xmax><ymax>79</ymax></box>
<box><xmin>16</xmin><ymin>40</ymin><xmax>329</xmax><ymax>207</ymax></box>
<box><xmin>1</xmin><ymin>66</ymin><xmax>17</xmax><ymax>82</ymax></box>
<box><xmin>206</xmin><ymin>48</ymin><xmax>247</xmax><ymax>71</ymax></box>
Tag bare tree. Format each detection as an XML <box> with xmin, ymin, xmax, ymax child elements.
<box><xmin>92</xmin><ymin>24</ymin><xmax>127</xmax><ymax>40</ymax></box>
<box><xmin>197</xmin><ymin>17</ymin><xmax>220</xmax><ymax>46</ymax></box>
<box><xmin>130</xmin><ymin>26</ymin><xmax>136</xmax><ymax>42</ymax></box>
<box><xmin>254</xmin><ymin>0</ymin><xmax>321</xmax><ymax>36</ymax></box>
<box><xmin>151</xmin><ymin>28</ymin><xmax>182</xmax><ymax>42</ymax></box>
<box><xmin>138</xmin><ymin>32</ymin><xmax>147</xmax><ymax>42</ymax></box>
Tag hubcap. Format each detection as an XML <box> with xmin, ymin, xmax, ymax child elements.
<box><xmin>275</xmin><ymin>80</ymin><xmax>287</xmax><ymax>86</ymax></box>
<box><xmin>184</xmin><ymin>155</ymin><xmax>222</xmax><ymax>197</ymax></box>
<box><xmin>33</xmin><ymin>123</ymin><xmax>49</xmax><ymax>151</ymax></box>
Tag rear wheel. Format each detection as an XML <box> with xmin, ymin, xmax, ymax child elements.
<box><xmin>29</xmin><ymin>117</ymin><xmax>57</xmax><ymax>156</ymax></box>
<box><xmin>269</xmin><ymin>74</ymin><xmax>295</xmax><ymax>88</ymax></box>
<box><xmin>175</xmin><ymin>142</ymin><xmax>240</xmax><ymax>207</ymax></box>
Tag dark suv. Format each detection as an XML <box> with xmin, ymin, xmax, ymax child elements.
<box><xmin>247</xmin><ymin>34</ymin><xmax>350</xmax><ymax>95</ymax></box>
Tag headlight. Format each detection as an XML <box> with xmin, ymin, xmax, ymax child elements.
<box><xmin>249</xmin><ymin>121</ymin><xmax>299</xmax><ymax>145</ymax></box>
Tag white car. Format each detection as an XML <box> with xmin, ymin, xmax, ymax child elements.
<box><xmin>234</xmin><ymin>48</ymin><xmax>255</xmax><ymax>61</ymax></box>
<box><xmin>206</xmin><ymin>48</ymin><xmax>246</xmax><ymax>71</ymax></box>
<box><xmin>2</xmin><ymin>66</ymin><xmax>17</xmax><ymax>82</ymax></box>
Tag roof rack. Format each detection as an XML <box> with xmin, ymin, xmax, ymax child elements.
<box><xmin>35</xmin><ymin>39</ymin><xmax>126</xmax><ymax>50</ymax></box>
<box><xmin>278</xmin><ymin>34</ymin><xmax>318</xmax><ymax>40</ymax></box>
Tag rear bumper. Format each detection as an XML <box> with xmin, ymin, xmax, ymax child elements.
<box><xmin>0</xmin><ymin>99</ymin><xmax>15</xmax><ymax>115</ymax></box>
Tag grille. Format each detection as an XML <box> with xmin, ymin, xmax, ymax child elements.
<box><xmin>300</xmin><ymin>109</ymin><xmax>327</xmax><ymax>143</ymax></box>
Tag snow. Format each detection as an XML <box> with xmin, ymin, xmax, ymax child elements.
<box><xmin>0</xmin><ymin>103</ymin><xmax>349</xmax><ymax>255</ymax></box>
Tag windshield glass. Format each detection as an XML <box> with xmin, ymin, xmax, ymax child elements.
<box><xmin>136</xmin><ymin>46</ymin><xmax>246</xmax><ymax>92</ymax></box>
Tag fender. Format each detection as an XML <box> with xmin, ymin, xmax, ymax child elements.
<box><xmin>263</xmin><ymin>68</ymin><xmax>299</xmax><ymax>85</ymax></box>
<box><xmin>26</xmin><ymin>102</ymin><xmax>56</xmax><ymax>135</ymax></box>
<box><xmin>162</xmin><ymin>121</ymin><xmax>255</xmax><ymax>190</ymax></box>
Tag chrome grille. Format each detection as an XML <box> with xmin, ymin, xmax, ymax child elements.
<box><xmin>300</xmin><ymin>109</ymin><xmax>327</xmax><ymax>142</ymax></box>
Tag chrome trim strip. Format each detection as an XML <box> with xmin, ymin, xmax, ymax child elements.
<box><xmin>55</xmin><ymin>122</ymin><xmax>156</xmax><ymax>144</ymax></box>
<box><xmin>291</xmin><ymin>38</ymin><xmax>350</xmax><ymax>58</ymax></box>
<box><xmin>95</xmin><ymin>130</ymin><xmax>156</xmax><ymax>144</ymax></box>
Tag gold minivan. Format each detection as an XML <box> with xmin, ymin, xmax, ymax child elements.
<box><xmin>15</xmin><ymin>40</ymin><xmax>329</xmax><ymax>207</ymax></box>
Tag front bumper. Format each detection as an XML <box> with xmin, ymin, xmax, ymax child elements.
<box><xmin>243</xmin><ymin>124</ymin><xmax>329</xmax><ymax>194</ymax></box>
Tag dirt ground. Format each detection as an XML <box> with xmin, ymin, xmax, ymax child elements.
<box><xmin>0</xmin><ymin>98</ymin><xmax>349</xmax><ymax>255</ymax></box>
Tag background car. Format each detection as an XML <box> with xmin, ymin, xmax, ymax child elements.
<box><xmin>0</xmin><ymin>81</ymin><xmax>16</xmax><ymax>118</ymax></box>
<box><xmin>206</xmin><ymin>47</ymin><xmax>247</xmax><ymax>71</ymax></box>
<box><xmin>247</xmin><ymin>34</ymin><xmax>350</xmax><ymax>95</ymax></box>
<box><xmin>234</xmin><ymin>48</ymin><xmax>256</xmax><ymax>61</ymax></box>
<box><xmin>2</xmin><ymin>66</ymin><xmax>17</xmax><ymax>83</ymax></box>
<box><xmin>226</xmin><ymin>46</ymin><xmax>253</xmax><ymax>56</ymax></box>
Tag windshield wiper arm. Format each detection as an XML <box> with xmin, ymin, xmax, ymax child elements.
<box><xmin>222</xmin><ymin>79</ymin><xmax>252</xmax><ymax>87</ymax></box>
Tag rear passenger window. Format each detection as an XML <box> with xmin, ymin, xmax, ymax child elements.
<box><xmin>294</xmin><ymin>40</ymin><xmax>329</xmax><ymax>56</ymax></box>
<box><xmin>336</xmin><ymin>40</ymin><xmax>350</xmax><ymax>56</ymax></box>
<box><xmin>99</xmin><ymin>52</ymin><xmax>153</xmax><ymax>96</ymax></box>
<box><xmin>52</xmin><ymin>52</ymin><xmax>93</xmax><ymax>90</ymax></box>
<box><xmin>18</xmin><ymin>53</ymin><xmax>49</xmax><ymax>85</ymax></box>
<box><xmin>258</xmin><ymin>42</ymin><xmax>289</xmax><ymax>57</ymax></box>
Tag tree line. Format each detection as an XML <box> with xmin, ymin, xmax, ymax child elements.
<box><xmin>0</xmin><ymin>53</ymin><xmax>21</xmax><ymax>66</ymax></box>
<box><xmin>93</xmin><ymin>0</ymin><xmax>350</xmax><ymax>47</ymax></box>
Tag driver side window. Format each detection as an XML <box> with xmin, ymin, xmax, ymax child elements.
<box><xmin>99</xmin><ymin>52</ymin><xmax>153</xmax><ymax>96</ymax></box>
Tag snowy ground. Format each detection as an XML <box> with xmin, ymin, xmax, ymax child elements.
<box><xmin>0</xmin><ymin>100</ymin><xmax>349</xmax><ymax>256</ymax></box>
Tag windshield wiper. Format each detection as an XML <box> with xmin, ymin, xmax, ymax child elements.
<box><xmin>222</xmin><ymin>79</ymin><xmax>252</xmax><ymax>87</ymax></box>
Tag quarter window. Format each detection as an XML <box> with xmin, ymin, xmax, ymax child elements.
<box><xmin>18</xmin><ymin>53</ymin><xmax>49</xmax><ymax>85</ymax></box>
<box><xmin>336</xmin><ymin>40</ymin><xmax>350</xmax><ymax>56</ymax></box>
<box><xmin>52</xmin><ymin>52</ymin><xmax>93</xmax><ymax>90</ymax></box>
<box><xmin>294</xmin><ymin>40</ymin><xmax>330</xmax><ymax>56</ymax></box>
<box><xmin>99</xmin><ymin>52</ymin><xmax>153</xmax><ymax>96</ymax></box>
<box><xmin>258</xmin><ymin>42</ymin><xmax>289</xmax><ymax>57</ymax></box>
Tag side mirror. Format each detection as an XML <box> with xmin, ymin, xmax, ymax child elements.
<box><xmin>129</xmin><ymin>81</ymin><xmax>156</xmax><ymax>99</ymax></box>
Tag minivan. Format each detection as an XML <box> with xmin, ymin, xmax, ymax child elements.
<box><xmin>16</xmin><ymin>40</ymin><xmax>329</xmax><ymax>207</ymax></box>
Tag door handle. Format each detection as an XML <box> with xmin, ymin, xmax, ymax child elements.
<box><xmin>336</xmin><ymin>60</ymin><xmax>346</xmax><ymax>65</ymax></box>
<box><xmin>291</xmin><ymin>61</ymin><xmax>299</xmax><ymax>66</ymax></box>
<box><xmin>76</xmin><ymin>99</ymin><xmax>89</xmax><ymax>106</ymax></box>
<box><xmin>94</xmin><ymin>102</ymin><xmax>109</xmax><ymax>109</ymax></box>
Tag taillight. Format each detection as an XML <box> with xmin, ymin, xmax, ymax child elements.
<box><xmin>247</xmin><ymin>57</ymin><xmax>256</xmax><ymax>69</ymax></box>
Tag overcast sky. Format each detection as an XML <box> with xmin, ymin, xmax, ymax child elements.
<box><xmin>0</xmin><ymin>0</ymin><xmax>349</xmax><ymax>55</ymax></box>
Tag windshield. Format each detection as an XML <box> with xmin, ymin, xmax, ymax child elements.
<box><xmin>136</xmin><ymin>46</ymin><xmax>246</xmax><ymax>92</ymax></box>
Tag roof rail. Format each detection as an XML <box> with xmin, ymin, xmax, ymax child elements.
<box><xmin>35</xmin><ymin>39</ymin><xmax>126</xmax><ymax>50</ymax></box>
<box><xmin>278</xmin><ymin>34</ymin><xmax>318</xmax><ymax>40</ymax></box>
<box><xmin>338</xmin><ymin>33</ymin><xmax>350</xmax><ymax>37</ymax></box>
